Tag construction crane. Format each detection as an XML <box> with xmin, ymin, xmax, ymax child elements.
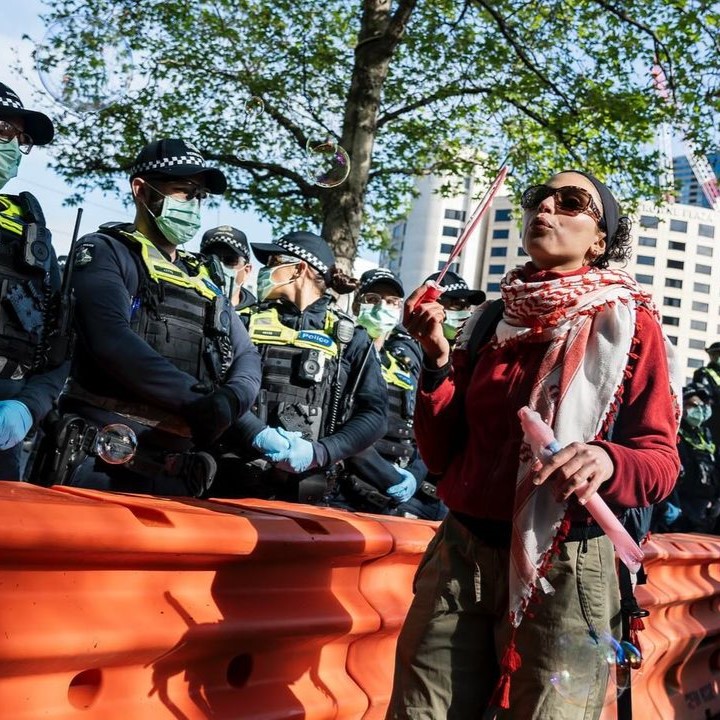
<box><xmin>650</xmin><ymin>63</ymin><xmax>720</xmax><ymax>211</ymax></box>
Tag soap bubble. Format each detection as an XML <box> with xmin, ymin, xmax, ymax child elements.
<box><xmin>35</xmin><ymin>16</ymin><xmax>134</xmax><ymax>113</ymax></box>
<box><xmin>95</xmin><ymin>424</ymin><xmax>138</xmax><ymax>465</ymax></box>
<box><xmin>305</xmin><ymin>138</ymin><xmax>350</xmax><ymax>188</ymax></box>
<box><xmin>244</xmin><ymin>97</ymin><xmax>264</xmax><ymax>119</ymax></box>
<box><xmin>549</xmin><ymin>631</ymin><xmax>632</xmax><ymax>707</ymax></box>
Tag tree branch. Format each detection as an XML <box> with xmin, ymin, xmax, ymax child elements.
<box><xmin>590</xmin><ymin>0</ymin><xmax>676</xmax><ymax>90</ymax></box>
<box><xmin>377</xmin><ymin>83</ymin><xmax>492</xmax><ymax>128</ymax></box>
<box><xmin>471</xmin><ymin>0</ymin><xmax>577</xmax><ymax>110</ymax></box>
<box><xmin>209</xmin><ymin>154</ymin><xmax>319</xmax><ymax>196</ymax></box>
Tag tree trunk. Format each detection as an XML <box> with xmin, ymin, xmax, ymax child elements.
<box><xmin>321</xmin><ymin>0</ymin><xmax>417</xmax><ymax>271</ymax></box>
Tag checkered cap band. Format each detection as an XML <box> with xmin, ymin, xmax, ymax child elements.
<box><xmin>0</xmin><ymin>95</ymin><xmax>23</xmax><ymax>111</ymax></box>
<box><xmin>442</xmin><ymin>282</ymin><xmax>469</xmax><ymax>293</ymax></box>
<box><xmin>131</xmin><ymin>154</ymin><xmax>206</xmax><ymax>176</ymax></box>
<box><xmin>277</xmin><ymin>237</ymin><xmax>328</xmax><ymax>274</ymax></box>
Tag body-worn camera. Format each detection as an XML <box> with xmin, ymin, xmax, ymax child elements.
<box><xmin>298</xmin><ymin>347</ymin><xmax>326</xmax><ymax>383</ymax></box>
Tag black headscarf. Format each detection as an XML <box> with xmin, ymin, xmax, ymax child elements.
<box><xmin>564</xmin><ymin>170</ymin><xmax>621</xmax><ymax>241</ymax></box>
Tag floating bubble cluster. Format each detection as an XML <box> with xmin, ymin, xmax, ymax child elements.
<box><xmin>305</xmin><ymin>138</ymin><xmax>350</xmax><ymax>188</ymax></box>
<box><xmin>35</xmin><ymin>16</ymin><xmax>135</xmax><ymax>113</ymax></box>
<box><xmin>244</xmin><ymin>97</ymin><xmax>264</xmax><ymax>119</ymax></box>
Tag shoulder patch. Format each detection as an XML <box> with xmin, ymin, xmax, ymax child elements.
<box><xmin>74</xmin><ymin>243</ymin><xmax>95</xmax><ymax>267</ymax></box>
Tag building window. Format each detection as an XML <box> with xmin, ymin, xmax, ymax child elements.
<box><xmin>442</xmin><ymin>226</ymin><xmax>459</xmax><ymax>237</ymax></box>
<box><xmin>689</xmin><ymin>339</ymin><xmax>706</xmax><ymax>350</ymax></box>
<box><xmin>668</xmin><ymin>241</ymin><xmax>686</xmax><ymax>251</ymax></box>
<box><xmin>495</xmin><ymin>209</ymin><xmax>512</xmax><ymax>222</ymax></box>
<box><xmin>662</xmin><ymin>316</ymin><xmax>680</xmax><ymax>326</ymax></box>
<box><xmin>490</xmin><ymin>247</ymin><xmax>508</xmax><ymax>257</ymax></box>
<box><xmin>696</xmin><ymin>264</ymin><xmax>712</xmax><ymax>275</ymax></box>
<box><xmin>518</xmin><ymin>247</ymin><xmax>528</xmax><ymax>256</ymax></box>
<box><xmin>635</xmin><ymin>274</ymin><xmax>654</xmax><ymax>285</ymax></box>
<box><xmin>663</xmin><ymin>297</ymin><xmax>681</xmax><ymax>307</ymax></box>
<box><xmin>637</xmin><ymin>255</ymin><xmax>655</xmax><ymax>266</ymax></box>
<box><xmin>692</xmin><ymin>301</ymin><xmax>709</xmax><ymax>313</ymax></box>
<box><xmin>437</xmin><ymin>261</ymin><xmax>445</xmax><ymax>271</ymax></box>
<box><xmin>492</xmin><ymin>229</ymin><xmax>510</xmax><ymax>239</ymax></box>
<box><xmin>699</xmin><ymin>223</ymin><xmax>715</xmax><ymax>238</ymax></box>
<box><xmin>640</xmin><ymin>215</ymin><xmax>659</xmax><ymax>229</ymax></box>
<box><xmin>694</xmin><ymin>283</ymin><xmax>710</xmax><ymax>294</ymax></box>
<box><xmin>665</xmin><ymin>278</ymin><xmax>683</xmax><ymax>288</ymax></box>
<box><xmin>698</xmin><ymin>245</ymin><xmax>713</xmax><ymax>257</ymax></box>
<box><xmin>444</xmin><ymin>209</ymin><xmax>466</xmax><ymax>221</ymax></box>
<box><xmin>487</xmin><ymin>282</ymin><xmax>501</xmax><ymax>292</ymax></box>
<box><xmin>691</xmin><ymin>320</ymin><xmax>708</xmax><ymax>331</ymax></box>
<box><xmin>489</xmin><ymin>264</ymin><xmax>506</xmax><ymax>274</ymax></box>
<box><xmin>670</xmin><ymin>219</ymin><xmax>688</xmax><ymax>233</ymax></box>
<box><xmin>638</xmin><ymin>236</ymin><xmax>656</xmax><ymax>247</ymax></box>
<box><xmin>667</xmin><ymin>335</ymin><xmax>678</xmax><ymax>345</ymax></box>
<box><xmin>440</xmin><ymin>243</ymin><xmax>454</xmax><ymax>255</ymax></box>
<box><xmin>688</xmin><ymin>358</ymin><xmax>704</xmax><ymax>368</ymax></box>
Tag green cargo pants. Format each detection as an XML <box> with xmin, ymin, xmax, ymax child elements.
<box><xmin>386</xmin><ymin>512</ymin><xmax>622</xmax><ymax>720</ymax></box>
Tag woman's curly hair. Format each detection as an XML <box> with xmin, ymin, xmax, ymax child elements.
<box><xmin>591</xmin><ymin>215</ymin><xmax>633</xmax><ymax>269</ymax></box>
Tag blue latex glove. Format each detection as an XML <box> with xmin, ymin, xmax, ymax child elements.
<box><xmin>252</xmin><ymin>427</ymin><xmax>296</xmax><ymax>461</ymax></box>
<box><xmin>663</xmin><ymin>502</ymin><xmax>682</xmax><ymax>526</ymax></box>
<box><xmin>274</xmin><ymin>427</ymin><xmax>315</xmax><ymax>473</ymax></box>
<box><xmin>387</xmin><ymin>465</ymin><xmax>417</xmax><ymax>503</ymax></box>
<box><xmin>0</xmin><ymin>400</ymin><xmax>32</xmax><ymax>451</ymax></box>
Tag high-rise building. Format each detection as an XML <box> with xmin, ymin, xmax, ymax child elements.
<box><xmin>384</xmin><ymin>174</ymin><xmax>720</xmax><ymax>382</ymax></box>
<box><xmin>673</xmin><ymin>152</ymin><xmax>720</xmax><ymax>209</ymax></box>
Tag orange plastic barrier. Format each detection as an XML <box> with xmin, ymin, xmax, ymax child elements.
<box><xmin>600</xmin><ymin>532</ymin><xmax>720</xmax><ymax>720</ymax></box>
<box><xmin>0</xmin><ymin>482</ymin><xmax>435</xmax><ymax>719</ymax></box>
<box><xmin>2</xmin><ymin>481</ymin><xmax>720</xmax><ymax>719</ymax></box>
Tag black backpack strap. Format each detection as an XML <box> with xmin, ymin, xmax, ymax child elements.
<box><xmin>466</xmin><ymin>299</ymin><xmax>504</xmax><ymax>366</ymax></box>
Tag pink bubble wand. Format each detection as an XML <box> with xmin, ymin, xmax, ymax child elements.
<box><xmin>518</xmin><ymin>406</ymin><xmax>644</xmax><ymax>573</ymax></box>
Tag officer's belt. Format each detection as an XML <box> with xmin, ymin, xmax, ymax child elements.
<box><xmin>63</xmin><ymin>379</ymin><xmax>192</xmax><ymax>437</ymax></box>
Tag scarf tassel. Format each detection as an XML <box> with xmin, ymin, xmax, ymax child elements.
<box><xmin>629</xmin><ymin>616</ymin><xmax>645</xmax><ymax>651</ymax></box>
<box><xmin>489</xmin><ymin>636</ymin><xmax>522</xmax><ymax>710</ymax></box>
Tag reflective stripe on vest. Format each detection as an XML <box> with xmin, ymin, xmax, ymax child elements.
<box><xmin>246</xmin><ymin>306</ymin><xmax>338</xmax><ymax>358</ymax></box>
<box><xmin>381</xmin><ymin>351</ymin><xmax>415</xmax><ymax>391</ymax></box>
<box><xmin>119</xmin><ymin>229</ymin><xmax>221</xmax><ymax>300</ymax></box>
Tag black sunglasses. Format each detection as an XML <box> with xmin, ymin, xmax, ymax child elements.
<box><xmin>521</xmin><ymin>185</ymin><xmax>606</xmax><ymax>228</ymax></box>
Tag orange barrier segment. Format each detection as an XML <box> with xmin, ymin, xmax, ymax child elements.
<box><xmin>4</xmin><ymin>481</ymin><xmax>720</xmax><ymax>719</ymax></box>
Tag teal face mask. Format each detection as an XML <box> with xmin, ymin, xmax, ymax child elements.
<box><xmin>153</xmin><ymin>195</ymin><xmax>202</xmax><ymax>246</ymax></box>
<box><xmin>686</xmin><ymin>405</ymin><xmax>711</xmax><ymax>427</ymax></box>
<box><xmin>357</xmin><ymin>302</ymin><xmax>401</xmax><ymax>339</ymax></box>
<box><xmin>442</xmin><ymin>309</ymin><xmax>471</xmax><ymax>340</ymax></box>
<box><xmin>0</xmin><ymin>139</ymin><xmax>21</xmax><ymax>190</ymax></box>
<box><xmin>257</xmin><ymin>262</ymin><xmax>300</xmax><ymax>301</ymax></box>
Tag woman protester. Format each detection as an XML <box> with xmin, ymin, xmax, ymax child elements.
<box><xmin>386</xmin><ymin>171</ymin><xmax>681</xmax><ymax>719</ymax></box>
<box><xmin>214</xmin><ymin>231</ymin><xmax>388</xmax><ymax>504</ymax></box>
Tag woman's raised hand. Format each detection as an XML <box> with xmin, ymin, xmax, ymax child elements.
<box><xmin>403</xmin><ymin>285</ymin><xmax>451</xmax><ymax>368</ymax></box>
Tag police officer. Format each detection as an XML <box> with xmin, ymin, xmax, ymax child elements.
<box><xmin>200</xmin><ymin>225</ymin><xmax>256</xmax><ymax>309</ymax></box>
<box><xmin>31</xmin><ymin>138</ymin><xmax>261</xmax><ymax>495</ymax></box>
<box><xmin>693</xmin><ymin>341</ymin><xmax>720</xmax><ymax>452</ymax></box>
<box><xmin>216</xmin><ymin>231</ymin><xmax>387</xmax><ymax>504</ymax></box>
<box><xmin>333</xmin><ymin>268</ymin><xmax>443</xmax><ymax>519</ymax></box>
<box><xmin>0</xmin><ymin>82</ymin><xmax>69</xmax><ymax>479</ymax></box>
<box><xmin>422</xmin><ymin>270</ymin><xmax>486</xmax><ymax>344</ymax></box>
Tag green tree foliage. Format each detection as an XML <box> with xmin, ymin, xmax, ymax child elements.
<box><xmin>25</xmin><ymin>0</ymin><xmax>720</xmax><ymax>266</ymax></box>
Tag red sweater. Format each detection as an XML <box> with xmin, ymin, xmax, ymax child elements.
<box><xmin>417</xmin><ymin>271</ymin><xmax>680</xmax><ymax>522</ymax></box>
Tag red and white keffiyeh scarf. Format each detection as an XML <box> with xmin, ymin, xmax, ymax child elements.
<box><xmin>492</xmin><ymin>265</ymin><xmax>680</xmax><ymax>627</ymax></box>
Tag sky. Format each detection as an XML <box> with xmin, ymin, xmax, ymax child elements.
<box><xmin>0</xmin><ymin>1</ymin><xmax>280</xmax><ymax>258</ymax></box>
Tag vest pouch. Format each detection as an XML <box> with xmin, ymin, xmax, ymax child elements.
<box><xmin>3</xmin><ymin>279</ymin><xmax>45</xmax><ymax>338</ymax></box>
<box><xmin>277</xmin><ymin>401</ymin><xmax>323</xmax><ymax>441</ymax></box>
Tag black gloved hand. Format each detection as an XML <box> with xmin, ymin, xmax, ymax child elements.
<box><xmin>185</xmin><ymin>386</ymin><xmax>240</xmax><ymax>447</ymax></box>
